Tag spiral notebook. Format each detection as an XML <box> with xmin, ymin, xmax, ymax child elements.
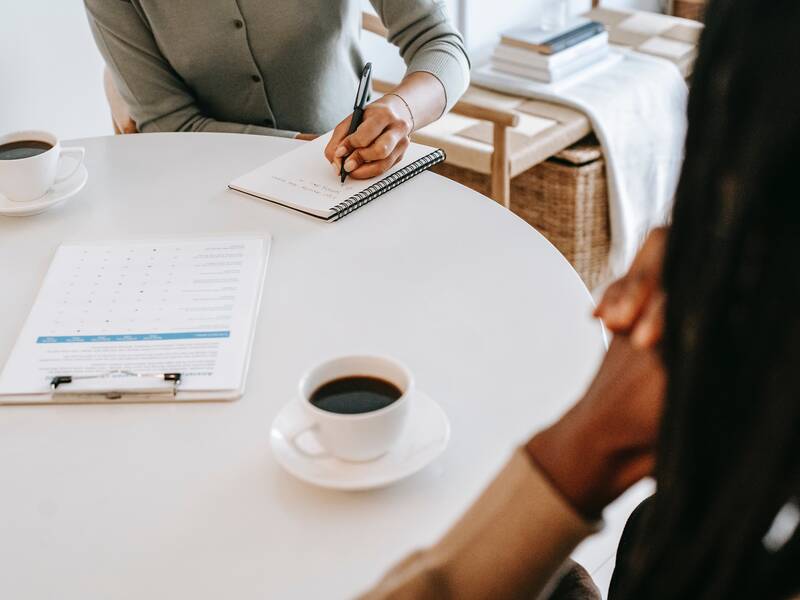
<box><xmin>228</xmin><ymin>133</ymin><xmax>445</xmax><ymax>221</ymax></box>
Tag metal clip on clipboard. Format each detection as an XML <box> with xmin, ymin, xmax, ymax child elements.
<box><xmin>49</xmin><ymin>370</ymin><xmax>182</xmax><ymax>401</ymax></box>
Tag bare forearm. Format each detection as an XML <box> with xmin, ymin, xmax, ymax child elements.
<box><xmin>384</xmin><ymin>71</ymin><xmax>447</xmax><ymax>132</ymax></box>
<box><xmin>370</xmin><ymin>0</ymin><xmax>470</xmax><ymax>115</ymax></box>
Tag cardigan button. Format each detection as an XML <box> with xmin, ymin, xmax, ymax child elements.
<box><xmin>251</xmin><ymin>74</ymin><xmax>261</xmax><ymax>83</ymax></box>
<box><xmin>233</xmin><ymin>19</ymin><xmax>244</xmax><ymax>29</ymax></box>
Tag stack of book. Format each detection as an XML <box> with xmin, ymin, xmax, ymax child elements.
<box><xmin>492</xmin><ymin>18</ymin><xmax>609</xmax><ymax>84</ymax></box>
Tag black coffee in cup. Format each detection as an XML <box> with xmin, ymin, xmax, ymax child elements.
<box><xmin>0</xmin><ymin>140</ymin><xmax>53</xmax><ymax>161</ymax></box>
<box><xmin>310</xmin><ymin>376</ymin><xmax>402</xmax><ymax>414</ymax></box>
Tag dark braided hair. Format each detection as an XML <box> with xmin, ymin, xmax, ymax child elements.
<box><xmin>615</xmin><ymin>0</ymin><xmax>800</xmax><ymax>598</ymax></box>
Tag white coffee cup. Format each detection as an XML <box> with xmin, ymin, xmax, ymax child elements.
<box><xmin>290</xmin><ymin>355</ymin><xmax>414</xmax><ymax>462</ymax></box>
<box><xmin>0</xmin><ymin>130</ymin><xmax>85</xmax><ymax>202</ymax></box>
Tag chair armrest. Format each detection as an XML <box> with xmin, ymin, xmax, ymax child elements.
<box><xmin>362</xmin><ymin>12</ymin><xmax>389</xmax><ymax>38</ymax></box>
<box><xmin>372</xmin><ymin>78</ymin><xmax>519</xmax><ymax>128</ymax></box>
<box><xmin>448</xmin><ymin>99</ymin><xmax>519</xmax><ymax>128</ymax></box>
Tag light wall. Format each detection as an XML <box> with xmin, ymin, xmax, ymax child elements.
<box><xmin>0</xmin><ymin>1</ymin><xmax>109</xmax><ymax>139</ymax></box>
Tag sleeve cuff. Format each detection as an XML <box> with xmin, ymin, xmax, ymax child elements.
<box><xmin>243</xmin><ymin>124</ymin><xmax>299</xmax><ymax>138</ymax></box>
<box><xmin>406</xmin><ymin>46</ymin><xmax>471</xmax><ymax>115</ymax></box>
<box><xmin>432</xmin><ymin>447</ymin><xmax>601</xmax><ymax>596</ymax></box>
<box><xmin>509</xmin><ymin>447</ymin><xmax>603</xmax><ymax>535</ymax></box>
<box><xmin>436</xmin><ymin>447</ymin><xmax>601</xmax><ymax>553</ymax></box>
<box><xmin>358</xmin><ymin>447</ymin><xmax>599</xmax><ymax>599</ymax></box>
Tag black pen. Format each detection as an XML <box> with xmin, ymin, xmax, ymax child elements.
<box><xmin>340</xmin><ymin>62</ymin><xmax>372</xmax><ymax>183</ymax></box>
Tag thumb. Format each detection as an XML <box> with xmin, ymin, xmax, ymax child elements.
<box><xmin>324</xmin><ymin>115</ymin><xmax>353</xmax><ymax>161</ymax></box>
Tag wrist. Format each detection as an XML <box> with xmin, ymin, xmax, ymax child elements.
<box><xmin>380</xmin><ymin>93</ymin><xmax>415</xmax><ymax>134</ymax></box>
<box><xmin>525</xmin><ymin>416</ymin><xmax>620</xmax><ymax>519</ymax></box>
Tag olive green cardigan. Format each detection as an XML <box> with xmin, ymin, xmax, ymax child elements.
<box><xmin>85</xmin><ymin>0</ymin><xmax>470</xmax><ymax>137</ymax></box>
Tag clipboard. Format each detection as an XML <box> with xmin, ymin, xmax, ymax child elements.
<box><xmin>0</xmin><ymin>235</ymin><xmax>270</xmax><ymax>405</ymax></box>
<box><xmin>13</xmin><ymin>370</ymin><xmax>242</xmax><ymax>405</ymax></box>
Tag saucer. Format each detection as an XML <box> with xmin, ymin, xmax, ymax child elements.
<box><xmin>0</xmin><ymin>164</ymin><xmax>88</xmax><ymax>217</ymax></box>
<box><xmin>271</xmin><ymin>391</ymin><xmax>450</xmax><ymax>491</ymax></box>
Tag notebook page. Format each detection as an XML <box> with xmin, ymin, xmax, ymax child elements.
<box><xmin>0</xmin><ymin>237</ymin><xmax>268</xmax><ymax>396</ymax></box>
<box><xmin>229</xmin><ymin>133</ymin><xmax>435</xmax><ymax>217</ymax></box>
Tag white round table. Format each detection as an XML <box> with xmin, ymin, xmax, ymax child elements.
<box><xmin>0</xmin><ymin>133</ymin><xmax>613</xmax><ymax>599</ymax></box>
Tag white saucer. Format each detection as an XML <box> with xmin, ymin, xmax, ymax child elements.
<box><xmin>271</xmin><ymin>391</ymin><xmax>450</xmax><ymax>491</ymax></box>
<box><xmin>0</xmin><ymin>164</ymin><xmax>88</xmax><ymax>217</ymax></box>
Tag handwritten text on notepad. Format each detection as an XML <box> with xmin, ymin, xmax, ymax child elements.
<box><xmin>271</xmin><ymin>174</ymin><xmax>360</xmax><ymax>202</ymax></box>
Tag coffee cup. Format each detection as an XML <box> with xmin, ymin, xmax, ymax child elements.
<box><xmin>289</xmin><ymin>355</ymin><xmax>414</xmax><ymax>462</ymax></box>
<box><xmin>0</xmin><ymin>130</ymin><xmax>85</xmax><ymax>202</ymax></box>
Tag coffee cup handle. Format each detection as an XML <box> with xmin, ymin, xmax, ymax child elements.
<box><xmin>289</xmin><ymin>424</ymin><xmax>331</xmax><ymax>459</ymax></box>
<box><xmin>54</xmin><ymin>147</ymin><xmax>85</xmax><ymax>184</ymax></box>
<box><xmin>283</xmin><ymin>403</ymin><xmax>330</xmax><ymax>459</ymax></box>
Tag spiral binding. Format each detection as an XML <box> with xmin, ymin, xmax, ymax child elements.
<box><xmin>328</xmin><ymin>149</ymin><xmax>446</xmax><ymax>221</ymax></box>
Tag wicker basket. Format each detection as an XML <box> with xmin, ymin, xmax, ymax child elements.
<box><xmin>433</xmin><ymin>136</ymin><xmax>611</xmax><ymax>289</ymax></box>
<box><xmin>672</xmin><ymin>0</ymin><xmax>705</xmax><ymax>21</ymax></box>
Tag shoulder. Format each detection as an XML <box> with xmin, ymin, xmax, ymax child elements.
<box><xmin>84</xmin><ymin>0</ymin><xmax>133</xmax><ymax>8</ymax></box>
<box><xmin>84</xmin><ymin>0</ymin><xmax>148</xmax><ymax>28</ymax></box>
<box><xmin>84</xmin><ymin>0</ymin><xmax>137</xmax><ymax>17</ymax></box>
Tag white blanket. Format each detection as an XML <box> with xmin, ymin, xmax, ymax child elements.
<box><xmin>472</xmin><ymin>50</ymin><xmax>688</xmax><ymax>280</ymax></box>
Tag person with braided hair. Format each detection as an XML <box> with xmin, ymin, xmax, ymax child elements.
<box><xmin>360</xmin><ymin>0</ymin><xmax>800</xmax><ymax>597</ymax></box>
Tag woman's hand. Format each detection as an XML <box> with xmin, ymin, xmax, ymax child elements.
<box><xmin>103</xmin><ymin>67</ymin><xmax>138</xmax><ymax>134</ymax></box>
<box><xmin>324</xmin><ymin>94</ymin><xmax>413</xmax><ymax>179</ymax></box>
<box><xmin>594</xmin><ymin>227</ymin><xmax>669</xmax><ymax>348</ymax></box>
<box><xmin>526</xmin><ymin>336</ymin><xmax>665</xmax><ymax>517</ymax></box>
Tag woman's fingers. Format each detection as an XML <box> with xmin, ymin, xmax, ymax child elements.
<box><xmin>595</xmin><ymin>272</ymin><xmax>651</xmax><ymax>331</ymax></box>
<box><xmin>324</xmin><ymin>115</ymin><xmax>353</xmax><ymax>162</ymax></box>
<box><xmin>348</xmin><ymin>136</ymin><xmax>409</xmax><ymax>179</ymax></box>
<box><xmin>594</xmin><ymin>227</ymin><xmax>668</xmax><ymax>340</ymax></box>
<box><xmin>345</xmin><ymin>115</ymin><xmax>391</xmax><ymax>153</ymax></box>
<box><xmin>332</xmin><ymin>113</ymin><xmax>390</xmax><ymax>168</ymax></box>
<box><xmin>632</xmin><ymin>291</ymin><xmax>665</xmax><ymax>349</ymax></box>
<box><xmin>342</xmin><ymin>128</ymin><xmax>406</xmax><ymax>175</ymax></box>
<box><xmin>327</xmin><ymin>97</ymin><xmax>415</xmax><ymax>177</ymax></box>
<box><xmin>329</xmin><ymin>116</ymin><xmax>389</xmax><ymax>174</ymax></box>
<box><xmin>358</xmin><ymin>128</ymin><xmax>405</xmax><ymax>163</ymax></box>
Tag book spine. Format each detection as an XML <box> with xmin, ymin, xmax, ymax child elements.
<box><xmin>329</xmin><ymin>150</ymin><xmax>446</xmax><ymax>221</ymax></box>
<box><xmin>495</xmin><ymin>31</ymin><xmax>608</xmax><ymax>68</ymax></box>
<box><xmin>491</xmin><ymin>46</ymin><xmax>608</xmax><ymax>81</ymax></box>
<box><xmin>539</xmin><ymin>22</ymin><xmax>606</xmax><ymax>55</ymax></box>
<box><xmin>490</xmin><ymin>59</ymin><xmax>555</xmax><ymax>83</ymax></box>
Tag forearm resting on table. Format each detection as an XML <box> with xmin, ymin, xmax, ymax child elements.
<box><xmin>358</xmin><ymin>448</ymin><xmax>596</xmax><ymax>600</ymax></box>
<box><xmin>136</xmin><ymin>106</ymin><xmax>296</xmax><ymax>138</ymax></box>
